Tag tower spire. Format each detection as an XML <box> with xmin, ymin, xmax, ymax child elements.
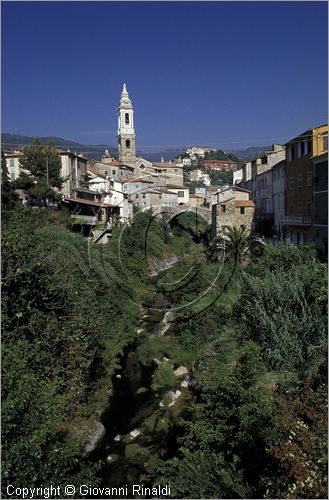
<box><xmin>117</xmin><ymin>83</ymin><xmax>136</xmax><ymax>163</ymax></box>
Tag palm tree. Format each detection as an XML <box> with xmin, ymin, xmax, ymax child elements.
<box><xmin>208</xmin><ymin>225</ymin><xmax>265</xmax><ymax>267</ymax></box>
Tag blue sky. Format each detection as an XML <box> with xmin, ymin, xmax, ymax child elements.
<box><xmin>2</xmin><ymin>1</ymin><xmax>328</xmax><ymax>151</ymax></box>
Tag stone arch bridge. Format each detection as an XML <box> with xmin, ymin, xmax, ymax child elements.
<box><xmin>147</xmin><ymin>204</ymin><xmax>212</xmax><ymax>225</ymax></box>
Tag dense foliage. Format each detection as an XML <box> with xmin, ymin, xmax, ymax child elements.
<box><xmin>15</xmin><ymin>139</ymin><xmax>62</xmax><ymax>201</ymax></box>
<box><xmin>1</xmin><ymin>210</ymin><xmax>140</xmax><ymax>493</ymax></box>
<box><xmin>2</xmin><ymin>206</ymin><xmax>327</xmax><ymax>499</ymax></box>
<box><xmin>145</xmin><ymin>243</ymin><xmax>327</xmax><ymax>498</ymax></box>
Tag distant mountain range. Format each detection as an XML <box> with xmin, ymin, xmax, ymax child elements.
<box><xmin>1</xmin><ymin>133</ymin><xmax>269</xmax><ymax>163</ymax></box>
<box><xmin>1</xmin><ymin>133</ymin><xmax>112</xmax><ymax>161</ymax></box>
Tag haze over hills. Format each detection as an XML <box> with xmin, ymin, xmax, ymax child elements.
<box><xmin>1</xmin><ymin>133</ymin><xmax>269</xmax><ymax>163</ymax></box>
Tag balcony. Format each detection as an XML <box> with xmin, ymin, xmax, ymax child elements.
<box><xmin>282</xmin><ymin>216</ymin><xmax>312</xmax><ymax>226</ymax></box>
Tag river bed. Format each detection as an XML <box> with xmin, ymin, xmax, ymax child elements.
<box><xmin>90</xmin><ymin>265</ymin><xmax>193</xmax><ymax>498</ymax></box>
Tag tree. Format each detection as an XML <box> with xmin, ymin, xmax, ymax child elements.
<box><xmin>15</xmin><ymin>139</ymin><xmax>62</xmax><ymax>201</ymax></box>
<box><xmin>208</xmin><ymin>226</ymin><xmax>265</xmax><ymax>266</ymax></box>
<box><xmin>1</xmin><ymin>150</ymin><xmax>18</xmax><ymax>210</ymax></box>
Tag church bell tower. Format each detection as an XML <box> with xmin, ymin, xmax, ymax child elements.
<box><xmin>117</xmin><ymin>83</ymin><xmax>136</xmax><ymax>163</ymax></box>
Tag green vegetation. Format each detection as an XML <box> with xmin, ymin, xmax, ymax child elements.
<box><xmin>145</xmin><ymin>243</ymin><xmax>327</xmax><ymax>498</ymax></box>
<box><xmin>206</xmin><ymin>167</ymin><xmax>234</xmax><ymax>185</ymax></box>
<box><xmin>203</xmin><ymin>149</ymin><xmax>241</xmax><ymax>164</ymax></box>
<box><xmin>2</xmin><ymin>205</ymin><xmax>327</xmax><ymax>499</ymax></box>
<box><xmin>14</xmin><ymin>139</ymin><xmax>62</xmax><ymax>201</ymax></box>
<box><xmin>1</xmin><ymin>209</ymin><xmax>143</xmax><ymax>492</ymax></box>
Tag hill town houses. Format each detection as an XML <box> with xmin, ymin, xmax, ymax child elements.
<box><xmin>4</xmin><ymin>84</ymin><xmax>328</xmax><ymax>258</ymax></box>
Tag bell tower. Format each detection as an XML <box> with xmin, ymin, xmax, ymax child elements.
<box><xmin>117</xmin><ymin>83</ymin><xmax>136</xmax><ymax>163</ymax></box>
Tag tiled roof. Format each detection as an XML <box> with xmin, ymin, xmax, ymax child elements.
<box><xmin>88</xmin><ymin>166</ymin><xmax>106</xmax><ymax>178</ymax></box>
<box><xmin>233</xmin><ymin>199</ymin><xmax>255</xmax><ymax>207</ymax></box>
<box><xmin>190</xmin><ymin>194</ymin><xmax>206</xmax><ymax>199</ymax></box>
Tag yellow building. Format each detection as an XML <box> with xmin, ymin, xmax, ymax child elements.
<box><xmin>283</xmin><ymin>124</ymin><xmax>328</xmax><ymax>246</ymax></box>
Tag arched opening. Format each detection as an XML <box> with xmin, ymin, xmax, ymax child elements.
<box><xmin>126</xmin><ymin>139</ymin><xmax>131</xmax><ymax>149</ymax></box>
<box><xmin>125</xmin><ymin>113</ymin><xmax>129</xmax><ymax>125</ymax></box>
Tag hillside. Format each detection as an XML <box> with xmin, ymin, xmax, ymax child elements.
<box><xmin>2</xmin><ymin>133</ymin><xmax>270</xmax><ymax>163</ymax></box>
<box><xmin>1</xmin><ymin>133</ymin><xmax>113</xmax><ymax>161</ymax></box>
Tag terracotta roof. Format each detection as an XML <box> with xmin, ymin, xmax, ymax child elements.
<box><xmin>231</xmin><ymin>199</ymin><xmax>255</xmax><ymax>207</ymax></box>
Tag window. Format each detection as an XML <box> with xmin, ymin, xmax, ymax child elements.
<box><xmin>221</xmin><ymin>204</ymin><xmax>226</xmax><ymax>213</ymax></box>
<box><xmin>290</xmin><ymin>176</ymin><xmax>294</xmax><ymax>188</ymax></box>
<box><xmin>288</xmin><ymin>145</ymin><xmax>295</xmax><ymax>161</ymax></box>
<box><xmin>304</xmin><ymin>140</ymin><xmax>309</xmax><ymax>155</ymax></box>
<box><xmin>297</xmin><ymin>142</ymin><xmax>305</xmax><ymax>158</ymax></box>
<box><xmin>135</xmin><ymin>194</ymin><xmax>139</xmax><ymax>199</ymax></box>
<box><xmin>125</xmin><ymin>113</ymin><xmax>129</xmax><ymax>124</ymax></box>
<box><xmin>240</xmin><ymin>207</ymin><xmax>245</xmax><ymax>214</ymax></box>
<box><xmin>323</xmin><ymin>134</ymin><xmax>328</xmax><ymax>151</ymax></box>
<box><xmin>298</xmin><ymin>174</ymin><xmax>302</xmax><ymax>187</ymax></box>
<box><xmin>297</xmin><ymin>201</ymin><xmax>302</xmax><ymax>214</ymax></box>
<box><xmin>126</xmin><ymin>139</ymin><xmax>130</xmax><ymax>149</ymax></box>
<box><xmin>289</xmin><ymin>203</ymin><xmax>294</xmax><ymax>214</ymax></box>
<box><xmin>112</xmin><ymin>169</ymin><xmax>116</xmax><ymax>175</ymax></box>
<box><xmin>307</xmin><ymin>139</ymin><xmax>312</xmax><ymax>155</ymax></box>
<box><xmin>142</xmin><ymin>193</ymin><xmax>145</xmax><ymax>198</ymax></box>
<box><xmin>104</xmin><ymin>170</ymin><xmax>108</xmax><ymax>176</ymax></box>
<box><xmin>240</xmin><ymin>224</ymin><xmax>246</xmax><ymax>230</ymax></box>
<box><xmin>10</xmin><ymin>159</ymin><xmax>14</xmax><ymax>167</ymax></box>
<box><xmin>10</xmin><ymin>173</ymin><xmax>15</xmax><ymax>181</ymax></box>
<box><xmin>306</xmin><ymin>171</ymin><xmax>312</xmax><ymax>187</ymax></box>
<box><xmin>177</xmin><ymin>191</ymin><xmax>184</xmax><ymax>198</ymax></box>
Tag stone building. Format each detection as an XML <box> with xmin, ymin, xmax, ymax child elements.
<box><xmin>211</xmin><ymin>186</ymin><xmax>255</xmax><ymax>237</ymax></box>
<box><xmin>212</xmin><ymin>198</ymin><xmax>255</xmax><ymax>238</ymax></box>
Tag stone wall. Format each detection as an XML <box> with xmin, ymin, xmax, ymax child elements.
<box><xmin>212</xmin><ymin>200</ymin><xmax>255</xmax><ymax>237</ymax></box>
